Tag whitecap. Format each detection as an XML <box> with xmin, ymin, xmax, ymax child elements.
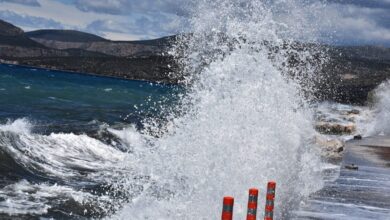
<box><xmin>0</xmin><ymin>118</ymin><xmax>32</xmax><ymax>134</ymax></box>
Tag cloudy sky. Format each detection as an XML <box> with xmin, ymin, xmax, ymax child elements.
<box><xmin>0</xmin><ymin>0</ymin><xmax>389</xmax><ymax>45</ymax></box>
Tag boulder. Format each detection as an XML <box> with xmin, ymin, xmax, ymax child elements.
<box><xmin>315</xmin><ymin>135</ymin><xmax>345</xmax><ymax>159</ymax></box>
<box><xmin>315</xmin><ymin>122</ymin><xmax>356</xmax><ymax>135</ymax></box>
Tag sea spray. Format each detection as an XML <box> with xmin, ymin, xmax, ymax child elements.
<box><xmin>113</xmin><ymin>0</ymin><xmax>326</xmax><ymax>219</ymax></box>
<box><xmin>364</xmin><ymin>80</ymin><xmax>390</xmax><ymax>136</ymax></box>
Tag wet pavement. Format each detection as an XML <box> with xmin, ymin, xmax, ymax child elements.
<box><xmin>292</xmin><ymin>136</ymin><xmax>390</xmax><ymax>220</ymax></box>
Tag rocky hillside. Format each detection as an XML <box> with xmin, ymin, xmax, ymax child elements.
<box><xmin>320</xmin><ymin>46</ymin><xmax>390</xmax><ymax>104</ymax></box>
<box><xmin>0</xmin><ymin>19</ymin><xmax>23</xmax><ymax>36</ymax></box>
<box><xmin>0</xmin><ymin>20</ymin><xmax>45</xmax><ymax>48</ymax></box>
<box><xmin>0</xmin><ymin>19</ymin><xmax>389</xmax><ymax>103</ymax></box>
<box><xmin>0</xmin><ymin>19</ymin><xmax>178</xmax><ymax>83</ymax></box>
<box><xmin>26</xmin><ymin>30</ymin><xmax>172</xmax><ymax>57</ymax></box>
<box><xmin>26</xmin><ymin>29</ymin><xmax>108</xmax><ymax>42</ymax></box>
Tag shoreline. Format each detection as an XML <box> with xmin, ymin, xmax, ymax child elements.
<box><xmin>0</xmin><ymin>62</ymin><xmax>178</xmax><ymax>87</ymax></box>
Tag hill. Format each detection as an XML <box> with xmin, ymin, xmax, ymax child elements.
<box><xmin>0</xmin><ymin>20</ymin><xmax>45</xmax><ymax>48</ymax></box>
<box><xmin>26</xmin><ymin>30</ymin><xmax>173</xmax><ymax>57</ymax></box>
<box><xmin>26</xmin><ymin>29</ymin><xmax>108</xmax><ymax>42</ymax></box>
<box><xmin>0</xmin><ymin>19</ymin><xmax>23</xmax><ymax>36</ymax></box>
<box><xmin>0</xmin><ymin>19</ymin><xmax>177</xmax><ymax>83</ymax></box>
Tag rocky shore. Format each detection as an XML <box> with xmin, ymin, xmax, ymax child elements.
<box><xmin>1</xmin><ymin>19</ymin><xmax>390</xmax><ymax>103</ymax></box>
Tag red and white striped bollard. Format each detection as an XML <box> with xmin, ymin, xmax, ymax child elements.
<box><xmin>246</xmin><ymin>188</ymin><xmax>259</xmax><ymax>220</ymax></box>
<box><xmin>264</xmin><ymin>181</ymin><xmax>276</xmax><ymax>220</ymax></box>
<box><xmin>221</xmin><ymin>196</ymin><xmax>234</xmax><ymax>220</ymax></box>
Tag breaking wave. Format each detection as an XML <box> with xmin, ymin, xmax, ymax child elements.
<box><xmin>0</xmin><ymin>119</ymin><xmax>130</xmax><ymax>217</ymax></box>
<box><xmin>113</xmin><ymin>0</ymin><xmax>326</xmax><ymax>219</ymax></box>
<box><xmin>364</xmin><ymin>80</ymin><xmax>390</xmax><ymax>136</ymax></box>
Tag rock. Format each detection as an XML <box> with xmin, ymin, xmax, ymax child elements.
<box><xmin>315</xmin><ymin>122</ymin><xmax>356</xmax><ymax>135</ymax></box>
<box><xmin>345</xmin><ymin>164</ymin><xmax>359</xmax><ymax>170</ymax></box>
<box><xmin>341</xmin><ymin>73</ymin><xmax>357</xmax><ymax>80</ymax></box>
<box><xmin>348</xmin><ymin>109</ymin><xmax>360</xmax><ymax>115</ymax></box>
<box><xmin>315</xmin><ymin>136</ymin><xmax>345</xmax><ymax>159</ymax></box>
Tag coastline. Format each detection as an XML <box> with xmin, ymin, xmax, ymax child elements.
<box><xmin>0</xmin><ymin>62</ymin><xmax>178</xmax><ymax>87</ymax></box>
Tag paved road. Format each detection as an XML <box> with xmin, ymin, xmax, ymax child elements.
<box><xmin>292</xmin><ymin>136</ymin><xmax>390</xmax><ymax>220</ymax></box>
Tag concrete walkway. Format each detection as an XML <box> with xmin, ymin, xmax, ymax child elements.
<box><xmin>292</xmin><ymin>136</ymin><xmax>390</xmax><ymax>220</ymax></box>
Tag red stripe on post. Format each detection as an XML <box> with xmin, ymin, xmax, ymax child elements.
<box><xmin>264</xmin><ymin>181</ymin><xmax>276</xmax><ymax>220</ymax></box>
<box><xmin>246</xmin><ymin>188</ymin><xmax>259</xmax><ymax>220</ymax></box>
<box><xmin>222</xmin><ymin>196</ymin><xmax>234</xmax><ymax>220</ymax></box>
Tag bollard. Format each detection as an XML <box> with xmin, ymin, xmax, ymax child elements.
<box><xmin>264</xmin><ymin>181</ymin><xmax>276</xmax><ymax>220</ymax></box>
<box><xmin>246</xmin><ymin>188</ymin><xmax>259</xmax><ymax>220</ymax></box>
<box><xmin>221</xmin><ymin>196</ymin><xmax>234</xmax><ymax>220</ymax></box>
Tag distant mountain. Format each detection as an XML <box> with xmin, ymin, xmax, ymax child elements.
<box><xmin>0</xmin><ymin>19</ymin><xmax>110</xmax><ymax>57</ymax></box>
<box><xmin>26</xmin><ymin>29</ymin><xmax>174</xmax><ymax>57</ymax></box>
<box><xmin>130</xmin><ymin>36</ymin><xmax>177</xmax><ymax>47</ymax></box>
<box><xmin>0</xmin><ymin>19</ymin><xmax>389</xmax><ymax>103</ymax></box>
<box><xmin>26</xmin><ymin>29</ymin><xmax>108</xmax><ymax>42</ymax></box>
<box><xmin>0</xmin><ymin>19</ymin><xmax>177</xmax><ymax>83</ymax></box>
<box><xmin>319</xmin><ymin>45</ymin><xmax>390</xmax><ymax>104</ymax></box>
<box><xmin>332</xmin><ymin>45</ymin><xmax>390</xmax><ymax>62</ymax></box>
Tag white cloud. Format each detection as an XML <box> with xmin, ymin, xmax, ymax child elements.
<box><xmin>0</xmin><ymin>9</ymin><xmax>63</xmax><ymax>30</ymax></box>
<box><xmin>73</xmin><ymin>0</ymin><xmax>192</xmax><ymax>16</ymax></box>
<box><xmin>313</xmin><ymin>3</ymin><xmax>390</xmax><ymax>45</ymax></box>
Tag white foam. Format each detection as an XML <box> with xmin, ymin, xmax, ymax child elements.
<box><xmin>0</xmin><ymin>118</ymin><xmax>32</xmax><ymax>134</ymax></box>
<box><xmin>0</xmin><ymin>119</ymin><xmax>127</xmax><ymax>181</ymax></box>
<box><xmin>0</xmin><ymin>180</ymin><xmax>109</xmax><ymax>216</ymax></box>
<box><xmin>0</xmin><ymin>119</ymin><xmax>131</xmax><ymax>215</ymax></box>
<box><xmin>365</xmin><ymin>80</ymin><xmax>390</xmax><ymax>136</ymax></box>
